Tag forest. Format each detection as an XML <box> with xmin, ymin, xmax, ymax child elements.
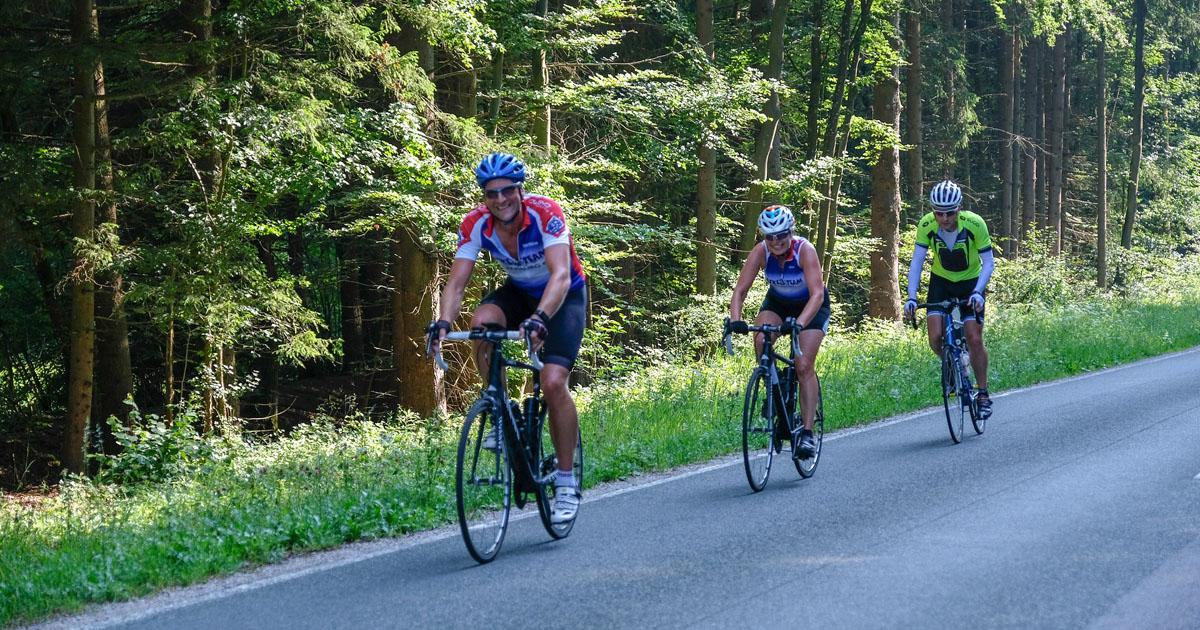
<box><xmin>2</xmin><ymin>0</ymin><xmax>1200</xmax><ymax>488</ymax></box>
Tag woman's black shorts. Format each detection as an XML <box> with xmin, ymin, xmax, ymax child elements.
<box><xmin>758</xmin><ymin>288</ymin><xmax>831</xmax><ymax>333</ymax></box>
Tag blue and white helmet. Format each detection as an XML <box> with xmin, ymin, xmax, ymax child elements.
<box><xmin>929</xmin><ymin>180</ymin><xmax>963</xmax><ymax>210</ymax></box>
<box><xmin>757</xmin><ymin>205</ymin><xmax>795</xmax><ymax>235</ymax></box>
<box><xmin>474</xmin><ymin>152</ymin><xmax>527</xmax><ymax>188</ymax></box>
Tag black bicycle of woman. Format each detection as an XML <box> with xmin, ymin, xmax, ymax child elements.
<box><xmin>723</xmin><ymin>317</ymin><xmax>824</xmax><ymax>491</ymax></box>
<box><xmin>910</xmin><ymin>298</ymin><xmax>984</xmax><ymax>443</ymax></box>
<box><xmin>428</xmin><ymin>328</ymin><xmax>583</xmax><ymax>563</ymax></box>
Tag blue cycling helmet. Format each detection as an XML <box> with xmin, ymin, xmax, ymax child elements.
<box><xmin>474</xmin><ymin>152</ymin><xmax>527</xmax><ymax>188</ymax></box>
<box><xmin>757</xmin><ymin>204</ymin><xmax>795</xmax><ymax>235</ymax></box>
<box><xmin>929</xmin><ymin>180</ymin><xmax>963</xmax><ymax>210</ymax></box>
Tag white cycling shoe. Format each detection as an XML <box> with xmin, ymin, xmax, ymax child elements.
<box><xmin>550</xmin><ymin>487</ymin><xmax>580</xmax><ymax>524</ymax></box>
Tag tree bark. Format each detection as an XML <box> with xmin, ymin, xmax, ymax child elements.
<box><xmin>91</xmin><ymin>9</ymin><xmax>133</xmax><ymax>450</ymax></box>
<box><xmin>392</xmin><ymin>227</ymin><xmax>443</xmax><ymax>416</ymax></box>
<box><xmin>65</xmin><ymin>0</ymin><xmax>98</xmax><ymax>474</ymax></box>
<box><xmin>1019</xmin><ymin>36</ymin><xmax>1037</xmax><ymax>247</ymax></box>
<box><xmin>695</xmin><ymin>0</ymin><xmax>717</xmax><ymax>295</ymax></box>
<box><xmin>1096</xmin><ymin>33</ymin><xmax>1108</xmax><ymax>286</ymax></box>
<box><xmin>1121</xmin><ymin>0</ymin><xmax>1147</xmax><ymax>249</ymax></box>
<box><xmin>804</xmin><ymin>0</ymin><xmax>826</xmax><ymax>160</ymax></box>
<box><xmin>999</xmin><ymin>8</ymin><xmax>1015</xmax><ymax>250</ymax></box>
<box><xmin>738</xmin><ymin>0</ymin><xmax>791</xmax><ymax>254</ymax></box>
<box><xmin>901</xmin><ymin>0</ymin><xmax>923</xmax><ymax>213</ymax></box>
<box><xmin>869</xmin><ymin>12</ymin><xmax>903</xmax><ymax>321</ymax></box>
<box><xmin>487</xmin><ymin>48</ymin><xmax>505</xmax><ymax>136</ymax></box>
<box><xmin>532</xmin><ymin>0</ymin><xmax>551</xmax><ymax>149</ymax></box>
<box><xmin>339</xmin><ymin>238</ymin><xmax>366</xmax><ymax>371</ymax></box>
<box><xmin>1047</xmin><ymin>30</ymin><xmax>1067</xmax><ymax>254</ymax></box>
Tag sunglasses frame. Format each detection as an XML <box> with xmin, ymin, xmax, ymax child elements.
<box><xmin>933</xmin><ymin>209</ymin><xmax>959</xmax><ymax>218</ymax></box>
<box><xmin>763</xmin><ymin>230</ymin><xmax>793</xmax><ymax>242</ymax></box>
<box><xmin>483</xmin><ymin>183</ymin><xmax>522</xmax><ymax>200</ymax></box>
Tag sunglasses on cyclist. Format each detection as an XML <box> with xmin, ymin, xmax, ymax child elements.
<box><xmin>483</xmin><ymin>184</ymin><xmax>522</xmax><ymax>200</ymax></box>
<box><xmin>763</xmin><ymin>230</ymin><xmax>792</xmax><ymax>242</ymax></box>
<box><xmin>934</xmin><ymin>209</ymin><xmax>959</xmax><ymax>218</ymax></box>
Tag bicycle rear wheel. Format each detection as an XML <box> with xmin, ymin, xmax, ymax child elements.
<box><xmin>535</xmin><ymin>405</ymin><xmax>583</xmax><ymax>539</ymax></box>
<box><xmin>455</xmin><ymin>400</ymin><xmax>512</xmax><ymax>564</ymax></box>
<box><xmin>793</xmin><ymin>376</ymin><xmax>824</xmax><ymax>478</ymax></box>
<box><xmin>968</xmin><ymin>371</ymin><xmax>985</xmax><ymax>435</ymax></box>
<box><xmin>941</xmin><ymin>352</ymin><xmax>965</xmax><ymax>444</ymax></box>
<box><xmin>742</xmin><ymin>369</ymin><xmax>774</xmax><ymax>492</ymax></box>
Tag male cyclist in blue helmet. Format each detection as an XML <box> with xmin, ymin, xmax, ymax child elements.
<box><xmin>428</xmin><ymin>152</ymin><xmax>588</xmax><ymax>524</ymax></box>
<box><xmin>727</xmin><ymin>205</ymin><xmax>831</xmax><ymax>458</ymax></box>
<box><xmin>903</xmin><ymin>179</ymin><xmax>994</xmax><ymax>419</ymax></box>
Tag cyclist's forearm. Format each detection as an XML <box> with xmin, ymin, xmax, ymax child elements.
<box><xmin>535</xmin><ymin>272</ymin><xmax>570</xmax><ymax>319</ymax></box>
<box><xmin>907</xmin><ymin>245</ymin><xmax>927</xmax><ymax>300</ymax></box>
<box><xmin>973</xmin><ymin>250</ymin><xmax>995</xmax><ymax>294</ymax></box>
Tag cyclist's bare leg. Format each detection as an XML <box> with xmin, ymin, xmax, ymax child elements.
<box><xmin>797</xmin><ymin>329</ymin><xmax>825</xmax><ymax>431</ymax></box>
<box><xmin>541</xmin><ymin>363</ymin><xmax>578</xmax><ymax>474</ymax></box>
<box><xmin>926</xmin><ymin>313</ymin><xmax>946</xmax><ymax>356</ymax></box>
<box><xmin>964</xmin><ymin>320</ymin><xmax>988</xmax><ymax>389</ymax></box>
<box><xmin>753</xmin><ymin>309</ymin><xmax>783</xmax><ymax>358</ymax></box>
<box><xmin>469</xmin><ymin>305</ymin><xmax>506</xmax><ymax>383</ymax></box>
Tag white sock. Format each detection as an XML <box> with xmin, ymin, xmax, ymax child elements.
<box><xmin>555</xmin><ymin>470</ymin><xmax>575</xmax><ymax>490</ymax></box>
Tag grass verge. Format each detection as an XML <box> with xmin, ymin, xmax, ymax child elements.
<box><xmin>3</xmin><ymin>287</ymin><xmax>1200</xmax><ymax>626</ymax></box>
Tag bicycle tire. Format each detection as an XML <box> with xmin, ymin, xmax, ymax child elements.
<box><xmin>968</xmin><ymin>368</ymin><xmax>986</xmax><ymax>435</ymax></box>
<box><xmin>942</xmin><ymin>351</ymin><xmax>965</xmax><ymax>444</ymax></box>
<box><xmin>455</xmin><ymin>399</ymin><xmax>512</xmax><ymax>564</ymax></box>
<box><xmin>742</xmin><ymin>369</ymin><xmax>774</xmax><ymax>492</ymax></box>
<box><xmin>535</xmin><ymin>405</ymin><xmax>583</xmax><ymax>539</ymax></box>
<box><xmin>793</xmin><ymin>375</ymin><xmax>824</xmax><ymax>478</ymax></box>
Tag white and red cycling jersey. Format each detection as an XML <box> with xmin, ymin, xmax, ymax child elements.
<box><xmin>455</xmin><ymin>195</ymin><xmax>587</xmax><ymax>297</ymax></box>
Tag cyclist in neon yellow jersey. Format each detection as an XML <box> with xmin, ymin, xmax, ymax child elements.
<box><xmin>903</xmin><ymin>180</ymin><xmax>994</xmax><ymax>419</ymax></box>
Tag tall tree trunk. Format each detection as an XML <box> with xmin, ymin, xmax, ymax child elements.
<box><xmin>1009</xmin><ymin>32</ymin><xmax>1023</xmax><ymax>244</ymax></box>
<box><xmin>1096</xmin><ymin>33</ymin><xmax>1108</xmax><ymax>287</ymax></box>
<box><xmin>487</xmin><ymin>48</ymin><xmax>505</xmax><ymax>136</ymax></box>
<box><xmin>1121</xmin><ymin>0</ymin><xmax>1147</xmax><ymax>249</ymax></box>
<box><xmin>532</xmin><ymin>0</ymin><xmax>551</xmax><ymax>149</ymax></box>
<box><xmin>999</xmin><ymin>8</ymin><xmax>1015</xmax><ymax>250</ymax></box>
<box><xmin>1047</xmin><ymin>30</ymin><xmax>1067</xmax><ymax>254</ymax></box>
<box><xmin>1035</xmin><ymin>38</ymin><xmax>1049</xmax><ymax>229</ymax></box>
<box><xmin>392</xmin><ymin>227</ymin><xmax>443</xmax><ymax>416</ymax></box>
<box><xmin>65</xmin><ymin>0</ymin><xmax>98</xmax><ymax>475</ymax></box>
<box><xmin>869</xmin><ymin>11</ymin><xmax>903</xmax><ymax>321</ymax></box>
<box><xmin>1020</xmin><ymin>39</ymin><xmax>1037</xmax><ymax>247</ymax></box>
<box><xmin>339</xmin><ymin>238</ymin><xmax>366</xmax><ymax>371</ymax></box>
<box><xmin>92</xmin><ymin>32</ymin><xmax>133</xmax><ymax>448</ymax></box>
<box><xmin>902</xmin><ymin>0</ymin><xmax>923</xmax><ymax>213</ymax></box>
<box><xmin>804</xmin><ymin>0</ymin><xmax>826</xmax><ymax>160</ymax></box>
<box><xmin>738</xmin><ymin>0</ymin><xmax>791</xmax><ymax>254</ymax></box>
<box><xmin>695</xmin><ymin>0</ymin><xmax>717</xmax><ymax>294</ymax></box>
<box><xmin>814</xmin><ymin>0</ymin><xmax>873</xmax><ymax>263</ymax></box>
<box><xmin>441</xmin><ymin>58</ymin><xmax>478</xmax><ymax>118</ymax></box>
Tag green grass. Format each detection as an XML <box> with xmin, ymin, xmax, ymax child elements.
<box><xmin>3</xmin><ymin>288</ymin><xmax>1200</xmax><ymax>626</ymax></box>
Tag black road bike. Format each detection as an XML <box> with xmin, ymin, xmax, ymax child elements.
<box><xmin>429</xmin><ymin>329</ymin><xmax>583</xmax><ymax>563</ymax></box>
<box><xmin>723</xmin><ymin>318</ymin><xmax>824</xmax><ymax>491</ymax></box>
<box><xmin>911</xmin><ymin>298</ymin><xmax>984</xmax><ymax>443</ymax></box>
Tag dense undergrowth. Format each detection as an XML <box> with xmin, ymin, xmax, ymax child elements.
<box><xmin>3</xmin><ymin>257</ymin><xmax>1200</xmax><ymax>626</ymax></box>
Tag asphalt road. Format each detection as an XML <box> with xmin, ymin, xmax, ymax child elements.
<box><xmin>48</xmin><ymin>349</ymin><xmax>1200</xmax><ymax>629</ymax></box>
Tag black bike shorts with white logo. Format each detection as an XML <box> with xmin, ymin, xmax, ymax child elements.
<box><xmin>926</xmin><ymin>274</ymin><xmax>984</xmax><ymax>325</ymax></box>
<box><xmin>758</xmin><ymin>288</ymin><xmax>831</xmax><ymax>333</ymax></box>
<box><xmin>480</xmin><ymin>281</ymin><xmax>588</xmax><ymax>369</ymax></box>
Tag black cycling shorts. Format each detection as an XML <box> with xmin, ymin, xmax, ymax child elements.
<box><xmin>758</xmin><ymin>288</ymin><xmax>831</xmax><ymax>333</ymax></box>
<box><xmin>480</xmin><ymin>281</ymin><xmax>588</xmax><ymax>369</ymax></box>
<box><xmin>926</xmin><ymin>274</ymin><xmax>984</xmax><ymax>325</ymax></box>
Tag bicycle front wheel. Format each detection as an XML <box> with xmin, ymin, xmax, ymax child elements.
<box><xmin>793</xmin><ymin>375</ymin><xmax>824</xmax><ymax>478</ymax></box>
<box><xmin>536</xmin><ymin>407</ymin><xmax>583</xmax><ymax>539</ymax></box>
<box><xmin>456</xmin><ymin>400</ymin><xmax>512</xmax><ymax>564</ymax></box>
<box><xmin>742</xmin><ymin>369</ymin><xmax>774</xmax><ymax>492</ymax></box>
<box><xmin>942</xmin><ymin>352</ymin><xmax>965</xmax><ymax>444</ymax></box>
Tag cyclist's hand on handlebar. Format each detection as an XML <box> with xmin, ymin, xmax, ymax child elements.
<box><xmin>521</xmin><ymin>316</ymin><xmax>547</xmax><ymax>347</ymax></box>
<box><xmin>968</xmin><ymin>291</ymin><xmax>985</xmax><ymax>311</ymax></box>
<box><xmin>904</xmin><ymin>299</ymin><xmax>917</xmax><ymax>318</ymax></box>
<box><xmin>726</xmin><ymin>319</ymin><xmax>749</xmax><ymax>335</ymax></box>
<box><xmin>426</xmin><ymin>319</ymin><xmax>450</xmax><ymax>354</ymax></box>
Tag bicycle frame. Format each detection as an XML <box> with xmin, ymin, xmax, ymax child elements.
<box><xmin>727</xmin><ymin>319</ymin><xmax>802</xmax><ymax>431</ymax></box>
<box><xmin>432</xmin><ymin>330</ymin><xmax>552</xmax><ymax>488</ymax></box>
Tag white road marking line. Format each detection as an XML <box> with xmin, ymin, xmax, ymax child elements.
<box><xmin>32</xmin><ymin>345</ymin><xmax>1200</xmax><ymax>629</ymax></box>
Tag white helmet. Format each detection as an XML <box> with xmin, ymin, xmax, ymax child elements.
<box><xmin>757</xmin><ymin>205</ymin><xmax>795</xmax><ymax>235</ymax></box>
<box><xmin>929</xmin><ymin>180</ymin><xmax>963</xmax><ymax>210</ymax></box>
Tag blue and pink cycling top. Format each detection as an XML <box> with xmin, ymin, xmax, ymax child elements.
<box><xmin>762</xmin><ymin>237</ymin><xmax>816</xmax><ymax>302</ymax></box>
<box><xmin>455</xmin><ymin>195</ymin><xmax>587</xmax><ymax>297</ymax></box>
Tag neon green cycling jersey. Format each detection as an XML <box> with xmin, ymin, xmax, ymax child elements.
<box><xmin>913</xmin><ymin>210</ymin><xmax>993</xmax><ymax>282</ymax></box>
